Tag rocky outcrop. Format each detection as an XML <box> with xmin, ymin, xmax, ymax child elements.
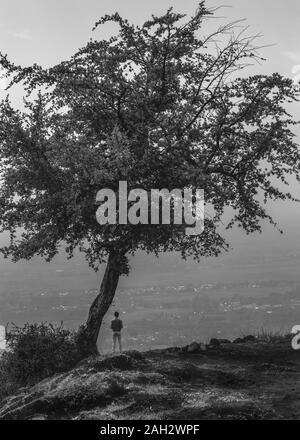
<box><xmin>233</xmin><ymin>335</ymin><xmax>257</xmax><ymax>344</ymax></box>
<box><xmin>0</xmin><ymin>351</ymin><xmax>148</xmax><ymax>420</ymax></box>
<box><xmin>0</xmin><ymin>340</ymin><xmax>299</xmax><ymax>420</ymax></box>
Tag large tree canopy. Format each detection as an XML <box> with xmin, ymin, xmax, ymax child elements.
<box><xmin>0</xmin><ymin>3</ymin><xmax>299</xmax><ymax>353</ymax></box>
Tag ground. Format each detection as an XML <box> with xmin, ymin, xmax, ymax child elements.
<box><xmin>0</xmin><ymin>339</ymin><xmax>299</xmax><ymax>420</ymax></box>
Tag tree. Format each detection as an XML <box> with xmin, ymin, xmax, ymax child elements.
<box><xmin>0</xmin><ymin>3</ymin><xmax>299</xmax><ymax>355</ymax></box>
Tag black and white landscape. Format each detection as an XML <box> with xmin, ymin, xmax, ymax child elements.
<box><xmin>0</xmin><ymin>0</ymin><xmax>299</xmax><ymax>423</ymax></box>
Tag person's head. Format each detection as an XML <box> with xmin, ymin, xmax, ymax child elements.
<box><xmin>114</xmin><ymin>311</ymin><xmax>119</xmax><ymax>318</ymax></box>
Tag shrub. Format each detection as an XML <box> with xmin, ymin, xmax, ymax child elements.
<box><xmin>0</xmin><ymin>322</ymin><xmax>83</xmax><ymax>389</ymax></box>
<box><xmin>0</xmin><ymin>362</ymin><xmax>19</xmax><ymax>401</ymax></box>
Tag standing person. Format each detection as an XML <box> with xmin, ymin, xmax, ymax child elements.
<box><xmin>111</xmin><ymin>311</ymin><xmax>123</xmax><ymax>353</ymax></box>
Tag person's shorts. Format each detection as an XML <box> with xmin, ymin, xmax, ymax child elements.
<box><xmin>113</xmin><ymin>331</ymin><xmax>121</xmax><ymax>341</ymax></box>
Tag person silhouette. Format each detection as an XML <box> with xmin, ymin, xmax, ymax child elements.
<box><xmin>111</xmin><ymin>311</ymin><xmax>123</xmax><ymax>353</ymax></box>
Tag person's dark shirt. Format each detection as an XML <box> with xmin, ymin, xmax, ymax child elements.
<box><xmin>111</xmin><ymin>318</ymin><xmax>123</xmax><ymax>332</ymax></box>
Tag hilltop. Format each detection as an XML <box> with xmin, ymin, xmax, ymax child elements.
<box><xmin>0</xmin><ymin>337</ymin><xmax>299</xmax><ymax>420</ymax></box>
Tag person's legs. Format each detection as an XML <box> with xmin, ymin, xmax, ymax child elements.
<box><xmin>112</xmin><ymin>333</ymin><xmax>117</xmax><ymax>353</ymax></box>
<box><xmin>118</xmin><ymin>333</ymin><xmax>122</xmax><ymax>353</ymax></box>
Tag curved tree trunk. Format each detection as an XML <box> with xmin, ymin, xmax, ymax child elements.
<box><xmin>83</xmin><ymin>251</ymin><xmax>123</xmax><ymax>355</ymax></box>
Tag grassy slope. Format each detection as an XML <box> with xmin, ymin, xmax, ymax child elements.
<box><xmin>0</xmin><ymin>340</ymin><xmax>299</xmax><ymax>420</ymax></box>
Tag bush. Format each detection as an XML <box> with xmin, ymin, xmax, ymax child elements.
<box><xmin>0</xmin><ymin>363</ymin><xmax>19</xmax><ymax>401</ymax></box>
<box><xmin>0</xmin><ymin>322</ymin><xmax>84</xmax><ymax>390</ymax></box>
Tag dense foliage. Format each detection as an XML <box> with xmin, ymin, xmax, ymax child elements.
<box><xmin>0</xmin><ymin>3</ymin><xmax>298</xmax><ymax>271</ymax></box>
<box><xmin>0</xmin><ymin>323</ymin><xmax>82</xmax><ymax>389</ymax></box>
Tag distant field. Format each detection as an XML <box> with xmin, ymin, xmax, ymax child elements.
<box><xmin>0</xmin><ymin>246</ymin><xmax>300</xmax><ymax>352</ymax></box>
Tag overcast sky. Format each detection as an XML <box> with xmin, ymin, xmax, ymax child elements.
<box><xmin>0</xmin><ymin>1</ymin><xmax>298</xmax><ymax>72</ymax></box>
<box><xmin>0</xmin><ymin>0</ymin><xmax>299</xmax><ymax>253</ymax></box>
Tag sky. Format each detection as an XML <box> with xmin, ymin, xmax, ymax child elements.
<box><xmin>0</xmin><ymin>0</ymin><xmax>298</xmax><ymax>72</ymax></box>
<box><xmin>0</xmin><ymin>0</ymin><xmax>299</xmax><ymax>256</ymax></box>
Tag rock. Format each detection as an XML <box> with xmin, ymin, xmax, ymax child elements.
<box><xmin>209</xmin><ymin>338</ymin><xmax>221</xmax><ymax>348</ymax></box>
<box><xmin>233</xmin><ymin>336</ymin><xmax>256</xmax><ymax>344</ymax></box>
<box><xmin>218</xmin><ymin>339</ymin><xmax>231</xmax><ymax>344</ymax></box>
<box><xmin>233</xmin><ymin>338</ymin><xmax>244</xmax><ymax>344</ymax></box>
<box><xmin>165</xmin><ymin>347</ymin><xmax>181</xmax><ymax>354</ymax></box>
<box><xmin>243</xmin><ymin>335</ymin><xmax>256</xmax><ymax>343</ymax></box>
<box><xmin>187</xmin><ymin>342</ymin><xmax>201</xmax><ymax>353</ymax></box>
<box><xmin>208</xmin><ymin>338</ymin><xmax>231</xmax><ymax>348</ymax></box>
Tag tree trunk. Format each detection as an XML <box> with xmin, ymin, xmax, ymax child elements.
<box><xmin>82</xmin><ymin>251</ymin><xmax>123</xmax><ymax>355</ymax></box>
